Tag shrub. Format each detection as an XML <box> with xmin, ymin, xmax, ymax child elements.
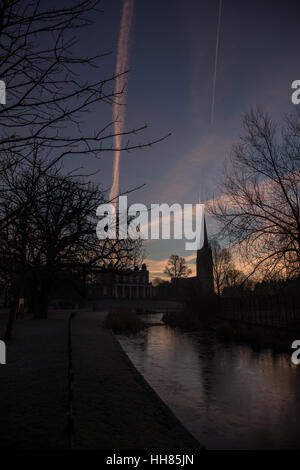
<box><xmin>105</xmin><ymin>310</ymin><xmax>145</xmax><ymax>334</ymax></box>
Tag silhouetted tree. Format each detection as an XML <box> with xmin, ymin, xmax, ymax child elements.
<box><xmin>0</xmin><ymin>155</ymin><xmax>143</xmax><ymax>338</ymax></box>
<box><xmin>0</xmin><ymin>0</ymin><xmax>166</xmax><ymax>338</ymax></box>
<box><xmin>164</xmin><ymin>254</ymin><xmax>192</xmax><ymax>279</ymax></box>
<box><xmin>0</xmin><ymin>0</ymin><xmax>168</xmax><ymax>228</ymax></box>
<box><xmin>209</xmin><ymin>108</ymin><xmax>300</xmax><ymax>280</ymax></box>
<box><xmin>211</xmin><ymin>240</ymin><xmax>232</xmax><ymax>295</ymax></box>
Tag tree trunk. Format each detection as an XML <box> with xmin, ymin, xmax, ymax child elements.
<box><xmin>4</xmin><ymin>277</ymin><xmax>24</xmax><ymax>340</ymax></box>
<box><xmin>32</xmin><ymin>272</ymin><xmax>49</xmax><ymax>319</ymax></box>
<box><xmin>4</xmin><ymin>299</ymin><xmax>17</xmax><ymax>341</ymax></box>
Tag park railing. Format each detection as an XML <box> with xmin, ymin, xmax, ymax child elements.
<box><xmin>219</xmin><ymin>293</ymin><xmax>300</xmax><ymax>331</ymax></box>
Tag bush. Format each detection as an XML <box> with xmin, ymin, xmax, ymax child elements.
<box><xmin>105</xmin><ymin>310</ymin><xmax>145</xmax><ymax>334</ymax></box>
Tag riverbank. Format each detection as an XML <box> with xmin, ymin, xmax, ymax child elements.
<box><xmin>163</xmin><ymin>311</ymin><xmax>299</xmax><ymax>354</ymax></box>
<box><xmin>216</xmin><ymin>320</ymin><xmax>298</xmax><ymax>354</ymax></box>
<box><xmin>0</xmin><ymin>310</ymin><xmax>202</xmax><ymax>450</ymax></box>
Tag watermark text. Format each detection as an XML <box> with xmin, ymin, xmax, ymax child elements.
<box><xmin>0</xmin><ymin>340</ymin><xmax>6</xmax><ymax>365</ymax></box>
<box><xmin>291</xmin><ymin>340</ymin><xmax>300</xmax><ymax>365</ymax></box>
<box><xmin>96</xmin><ymin>196</ymin><xmax>205</xmax><ymax>251</ymax></box>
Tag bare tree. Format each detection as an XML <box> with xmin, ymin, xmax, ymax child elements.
<box><xmin>211</xmin><ymin>240</ymin><xmax>231</xmax><ymax>295</ymax></box>
<box><xmin>0</xmin><ymin>0</ymin><xmax>168</xmax><ymax>228</ymax></box>
<box><xmin>0</xmin><ymin>155</ymin><xmax>144</xmax><ymax>337</ymax></box>
<box><xmin>0</xmin><ymin>0</ymin><xmax>167</xmax><ymax>153</ymax></box>
<box><xmin>209</xmin><ymin>108</ymin><xmax>300</xmax><ymax>280</ymax></box>
<box><xmin>164</xmin><ymin>254</ymin><xmax>192</xmax><ymax>279</ymax></box>
<box><xmin>211</xmin><ymin>240</ymin><xmax>250</xmax><ymax>294</ymax></box>
<box><xmin>0</xmin><ymin>0</ymin><xmax>168</xmax><ymax>338</ymax></box>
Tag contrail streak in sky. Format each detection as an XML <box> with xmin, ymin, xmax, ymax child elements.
<box><xmin>211</xmin><ymin>0</ymin><xmax>223</xmax><ymax>125</ymax></box>
<box><xmin>109</xmin><ymin>0</ymin><xmax>134</xmax><ymax>204</ymax></box>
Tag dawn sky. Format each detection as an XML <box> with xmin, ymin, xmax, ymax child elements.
<box><xmin>64</xmin><ymin>0</ymin><xmax>300</xmax><ymax>279</ymax></box>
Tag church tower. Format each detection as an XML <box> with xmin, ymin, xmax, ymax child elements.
<box><xmin>196</xmin><ymin>217</ymin><xmax>214</xmax><ymax>294</ymax></box>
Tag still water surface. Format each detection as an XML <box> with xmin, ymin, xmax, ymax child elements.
<box><xmin>117</xmin><ymin>314</ymin><xmax>300</xmax><ymax>449</ymax></box>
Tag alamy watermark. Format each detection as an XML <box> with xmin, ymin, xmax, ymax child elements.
<box><xmin>96</xmin><ymin>196</ymin><xmax>205</xmax><ymax>251</ymax></box>
<box><xmin>291</xmin><ymin>80</ymin><xmax>300</xmax><ymax>105</ymax></box>
<box><xmin>291</xmin><ymin>340</ymin><xmax>300</xmax><ymax>365</ymax></box>
<box><xmin>0</xmin><ymin>340</ymin><xmax>6</xmax><ymax>365</ymax></box>
<box><xmin>0</xmin><ymin>80</ymin><xmax>6</xmax><ymax>104</ymax></box>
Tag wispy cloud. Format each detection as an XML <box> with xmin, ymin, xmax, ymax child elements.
<box><xmin>110</xmin><ymin>0</ymin><xmax>135</xmax><ymax>204</ymax></box>
<box><xmin>210</xmin><ymin>0</ymin><xmax>223</xmax><ymax>125</ymax></box>
<box><xmin>153</xmin><ymin>133</ymin><xmax>231</xmax><ymax>203</ymax></box>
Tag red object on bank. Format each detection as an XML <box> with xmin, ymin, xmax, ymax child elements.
<box><xmin>18</xmin><ymin>298</ymin><xmax>24</xmax><ymax>317</ymax></box>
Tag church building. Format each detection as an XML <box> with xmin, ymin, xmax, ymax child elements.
<box><xmin>196</xmin><ymin>217</ymin><xmax>214</xmax><ymax>294</ymax></box>
<box><xmin>171</xmin><ymin>217</ymin><xmax>214</xmax><ymax>295</ymax></box>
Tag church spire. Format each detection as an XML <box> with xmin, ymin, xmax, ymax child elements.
<box><xmin>203</xmin><ymin>215</ymin><xmax>209</xmax><ymax>248</ymax></box>
<box><xmin>196</xmin><ymin>213</ymin><xmax>214</xmax><ymax>294</ymax></box>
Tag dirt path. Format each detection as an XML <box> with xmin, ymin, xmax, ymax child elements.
<box><xmin>71</xmin><ymin>312</ymin><xmax>201</xmax><ymax>450</ymax></box>
<box><xmin>0</xmin><ymin>312</ymin><xmax>69</xmax><ymax>449</ymax></box>
<box><xmin>0</xmin><ymin>310</ymin><xmax>202</xmax><ymax>450</ymax></box>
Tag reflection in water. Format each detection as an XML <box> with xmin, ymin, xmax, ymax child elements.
<box><xmin>118</xmin><ymin>316</ymin><xmax>300</xmax><ymax>449</ymax></box>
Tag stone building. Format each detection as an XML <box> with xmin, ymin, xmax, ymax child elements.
<box><xmin>88</xmin><ymin>264</ymin><xmax>154</xmax><ymax>300</ymax></box>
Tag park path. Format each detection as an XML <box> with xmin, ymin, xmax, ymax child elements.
<box><xmin>0</xmin><ymin>310</ymin><xmax>201</xmax><ymax>450</ymax></box>
<box><xmin>0</xmin><ymin>312</ymin><xmax>69</xmax><ymax>449</ymax></box>
<box><xmin>71</xmin><ymin>311</ymin><xmax>201</xmax><ymax>450</ymax></box>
